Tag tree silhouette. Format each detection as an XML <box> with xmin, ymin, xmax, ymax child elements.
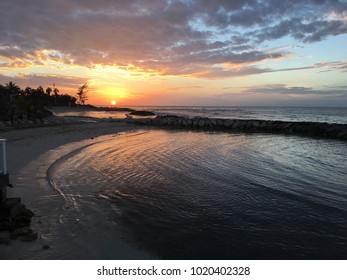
<box><xmin>53</xmin><ymin>87</ymin><xmax>59</xmax><ymax>106</ymax></box>
<box><xmin>76</xmin><ymin>83</ymin><xmax>88</xmax><ymax>105</ymax></box>
<box><xmin>5</xmin><ymin>81</ymin><xmax>21</xmax><ymax>97</ymax></box>
<box><xmin>0</xmin><ymin>82</ymin><xmax>77</xmax><ymax>121</ymax></box>
<box><xmin>46</xmin><ymin>87</ymin><xmax>52</xmax><ymax>96</ymax></box>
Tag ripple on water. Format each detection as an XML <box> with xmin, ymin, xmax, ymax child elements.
<box><xmin>49</xmin><ymin>130</ymin><xmax>347</xmax><ymax>259</ymax></box>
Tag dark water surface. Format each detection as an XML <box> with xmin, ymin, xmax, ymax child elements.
<box><xmin>49</xmin><ymin>130</ymin><xmax>347</xmax><ymax>259</ymax></box>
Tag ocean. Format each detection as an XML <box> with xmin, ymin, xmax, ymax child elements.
<box><xmin>52</xmin><ymin>106</ymin><xmax>347</xmax><ymax>124</ymax></box>
<box><xmin>47</xmin><ymin>107</ymin><xmax>347</xmax><ymax>259</ymax></box>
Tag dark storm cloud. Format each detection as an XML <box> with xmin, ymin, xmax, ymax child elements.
<box><xmin>0</xmin><ymin>0</ymin><xmax>346</xmax><ymax>77</ymax></box>
<box><xmin>249</xmin><ymin>18</ymin><xmax>347</xmax><ymax>43</ymax></box>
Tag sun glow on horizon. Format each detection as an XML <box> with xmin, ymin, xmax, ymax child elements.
<box><xmin>1</xmin><ymin>1</ymin><xmax>346</xmax><ymax>107</ymax></box>
<box><xmin>88</xmin><ymin>85</ymin><xmax>131</xmax><ymax>105</ymax></box>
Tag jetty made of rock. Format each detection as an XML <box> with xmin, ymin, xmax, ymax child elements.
<box><xmin>129</xmin><ymin>115</ymin><xmax>347</xmax><ymax>140</ymax></box>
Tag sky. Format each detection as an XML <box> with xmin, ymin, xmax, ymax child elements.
<box><xmin>0</xmin><ymin>0</ymin><xmax>346</xmax><ymax>106</ymax></box>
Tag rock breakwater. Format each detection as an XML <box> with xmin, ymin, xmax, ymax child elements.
<box><xmin>129</xmin><ymin>115</ymin><xmax>347</xmax><ymax>140</ymax></box>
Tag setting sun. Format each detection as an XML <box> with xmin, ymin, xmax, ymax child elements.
<box><xmin>0</xmin><ymin>0</ymin><xmax>346</xmax><ymax>107</ymax></box>
<box><xmin>111</xmin><ymin>100</ymin><xmax>116</xmax><ymax>106</ymax></box>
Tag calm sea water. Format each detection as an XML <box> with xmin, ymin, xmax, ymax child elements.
<box><xmin>139</xmin><ymin>106</ymin><xmax>347</xmax><ymax>124</ymax></box>
<box><xmin>48</xmin><ymin>129</ymin><xmax>347</xmax><ymax>259</ymax></box>
<box><xmin>52</xmin><ymin>106</ymin><xmax>347</xmax><ymax>124</ymax></box>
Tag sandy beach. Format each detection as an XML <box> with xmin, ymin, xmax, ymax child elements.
<box><xmin>0</xmin><ymin>120</ymin><xmax>153</xmax><ymax>259</ymax></box>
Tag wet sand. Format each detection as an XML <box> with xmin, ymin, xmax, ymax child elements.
<box><xmin>0</xmin><ymin>121</ymin><xmax>153</xmax><ymax>259</ymax></box>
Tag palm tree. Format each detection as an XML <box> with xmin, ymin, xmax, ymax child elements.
<box><xmin>76</xmin><ymin>83</ymin><xmax>88</xmax><ymax>105</ymax></box>
<box><xmin>45</xmin><ymin>87</ymin><xmax>52</xmax><ymax>96</ymax></box>
<box><xmin>53</xmin><ymin>87</ymin><xmax>59</xmax><ymax>106</ymax></box>
<box><xmin>5</xmin><ymin>81</ymin><xmax>21</xmax><ymax>97</ymax></box>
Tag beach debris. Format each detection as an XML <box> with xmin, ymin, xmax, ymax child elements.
<box><xmin>11</xmin><ymin>226</ymin><xmax>31</xmax><ymax>236</ymax></box>
<box><xmin>11</xmin><ymin>204</ymin><xmax>35</xmax><ymax>227</ymax></box>
<box><xmin>0</xmin><ymin>203</ymin><xmax>38</xmax><ymax>242</ymax></box>
<box><xmin>10</xmin><ymin>226</ymin><xmax>38</xmax><ymax>242</ymax></box>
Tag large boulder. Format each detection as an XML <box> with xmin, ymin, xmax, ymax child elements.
<box><xmin>130</xmin><ymin>110</ymin><xmax>155</xmax><ymax>116</ymax></box>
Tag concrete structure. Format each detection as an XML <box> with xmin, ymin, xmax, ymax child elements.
<box><xmin>0</xmin><ymin>139</ymin><xmax>21</xmax><ymax>222</ymax></box>
<box><xmin>0</xmin><ymin>140</ymin><xmax>8</xmax><ymax>205</ymax></box>
<box><xmin>0</xmin><ymin>139</ymin><xmax>6</xmax><ymax>175</ymax></box>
